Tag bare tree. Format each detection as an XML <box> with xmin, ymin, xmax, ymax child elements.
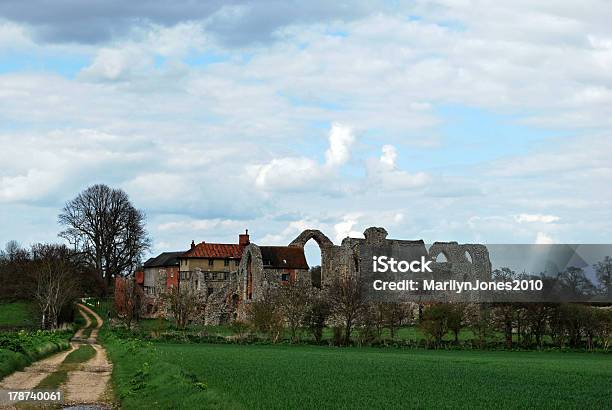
<box><xmin>30</xmin><ymin>244</ymin><xmax>81</xmax><ymax>329</ymax></box>
<box><xmin>594</xmin><ymin>256</ymin><xmax>612</xmax><ymax>298</ymax></box>
<box><xmin>160</xmin><ymin>276</ymin><xmax>203</xmax><ymax>329</ymax></box>
<box><xmin>0</xmin><ymin>241</ymin><xmax>33</xmax><ymax>300</ymax></box>
<box><xmin>304</xmin><ymin>292</ymin><xmax>330</xmax><ymax>344</ymax></box>
<box><xmin>277</xmin><ymin>278</ymin><xmax>313</xmax><ymax>343</ymax></box>
<box><xmin>58</xmin><ymin>184</ymin><xmax>151</xmax><ymax>290</ymax></box>
<box><xmin>114</xmin><ymin>276</ymin><xmax>143</xmax><ymax>329</ymax></box>
<box><xmin>328</xmin><ymin>274</ymin><xmax>367</xmax><ymax>345</ymax></box>
<box><xmin>247</xmin><ymin>287</ymin><xmax>284</xmax><ymax>343</ymax></box>
<box><xmin>376</xmin><ymin>302</ymin><xmax>409</xmax><ymax>339</ymax></box>
<box><xmin>557</xmin><ymin>267</ymin><xmax>596</xmax><ymax>299</ymax></box>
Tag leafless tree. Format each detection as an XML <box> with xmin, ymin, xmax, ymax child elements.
<box><xmin>159</xmin><ymin>270</ymin><xmax>226</xmax><ymax>328</ymax></box>
<box><xmin>374</xmin><ymin>302</ymin><xmax>409</xmax><ymax>339</ymax></box>
<box><xmin>557</xmin><ymin>267</ymin><xmax>596</xmax><ymax>299</ymax></box>
<box><xmin>328</xmin><ymin>274</ymin><xmax>367</xmax><ymax>345</ymax></box>
<box><xmin>594</xmin><ymin>256</ymin><xmax>612</xmax><ymax>298</ymax></box>
<box><xmin>30</xmin><ymin>244</ymin><xmax>81</xmax><ymax>329</ymax></box>
<box><xmin>247</xmin><ymin>287</ymin><xmax>284</xmax><ymax>343</ymax></box>
<box><xmin>58</xmin><ymin>184</ymin><xmax>151</xmax><ymax>290</ymax></box>
<box><xmin>0</xmin><ymin>241</ymin><xmax>33</xmax><ymax>299</ymax></box>
<box><xmin>277</xmin><ymin>278</ymin><xmax>313</xmax><ymax>343</ymax></box>
<box><xmin>114</xmin><ymin>276</ymin><xmax>143</xmax><ymax>329</ymax></box>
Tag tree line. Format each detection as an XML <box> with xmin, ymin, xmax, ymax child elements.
<box><xmin>240</xmin><ymin>273</ymin><xmax>611</xmax><ymax>350</ymax></box>
<box><xmin>1</xmin><ymin>184</ymin><xmax>150</xmax><ymax>329</ymax></box>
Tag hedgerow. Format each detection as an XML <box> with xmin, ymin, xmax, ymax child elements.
<box><xmin>0</xmin><ymin>329</ymin><xmax>72</xmax><ymax>378</ymax></box>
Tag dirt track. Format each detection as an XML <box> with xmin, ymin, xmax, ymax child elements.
<box><xmin>0</xmin><ymin>303</ymin><xmax>113</xmax><ymax>409</ymax></box>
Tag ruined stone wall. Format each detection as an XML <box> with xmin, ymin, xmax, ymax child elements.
<box><xmin>288</xmin><ymin>227</ymin><xmax>492</xmax><ymax>293</ymax></box>
<box><xmin>202</xmin><ymin>227</ymin><xmax>493</xmax><ymax>323</ymax></box>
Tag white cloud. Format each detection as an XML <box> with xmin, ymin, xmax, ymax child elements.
<box><xmin>158</xmin><ymin>218</ymin><xmax>243</xmax><ymax>232</ymax></box>
<box><xmin>325</xmin><ymin>123</ymin><xmax>354</xmax><ymax>167</ymax></box>
<box><xmin>334</xmin><ymin>214</ymin><xmax>364</xmax><ymax>242</ymax></box>
<box><xmin>366</xmin><ymin>144</ymin><xmax>430</xmax><ymax>190</ymax></box>
<box><xmin>515</xmin><ymin>214</ymin><xmax>560</xmax><ymax>224</ymax></box>
<box><xmin>252</xmin><ymin>157</ymin><xmax>326</xmax><ymax>191</ymax></box>
<box><xmin>535</xmin><ymin>232</ymin><xmax>556</xmax><ymax>244</ymax></box>
<box><xmin>80</xmin><ymin>46</ymin><xmax>153</xmax><ymax>81</ymax></box>
<box><xmin>251</xmin><ymin>123</ymin><xmax>354</xmax><ymax>192</ymax></box>
<box><xmin>0</xmin><ymin>169</ymin><xmax>61</xmax><ymax>202</ymax></box>
<box><xmin>380</xmin><ymin>144</ymin><xmax>397</xmax><ymax>168</ymax></box>
<box><xmin>2</xmin><ymin>3</ymin><xmax>612</xmax><ymax>250</ymax></box>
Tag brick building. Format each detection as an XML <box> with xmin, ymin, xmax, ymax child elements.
<box><xmin>178</xmin><ymin>231</ymin><xmax>250</xmax><ymax>295</ymax></box>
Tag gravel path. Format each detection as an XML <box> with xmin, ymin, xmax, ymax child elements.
<box><xmin>0</xmin><ymin>303</ymin><xmax>114</xmax><ymax>409</ymax></box>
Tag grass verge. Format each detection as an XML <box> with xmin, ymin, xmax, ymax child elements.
<box><xmin>0</xmin><ymin>331</ymin><xmax>72</xmax><ymax>379</ymax></box>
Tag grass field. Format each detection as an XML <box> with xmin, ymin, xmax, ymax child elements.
<box><xmin>0</xmin><ymin>301</ymin><xmax>37</xmax><ymax>328</ymax></box>
<box><xmin>103</xmin><ymin>335</ymin><xmax>612</xmax><ymax>409</ymax></box>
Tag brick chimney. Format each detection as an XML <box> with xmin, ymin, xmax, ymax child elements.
<box><xmin>191</xmin><ymin>240</ymin><xmax>195</xmax><ymax>250</ymax></box>
<box><xmin>239</xmin><ymin>229</ymin><xmax>250</xmax><ymax>246</ymax></box>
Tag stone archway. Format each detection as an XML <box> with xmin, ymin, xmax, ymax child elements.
<box><xmin>289</xmin><ymin>229</ymin><xmax>334</xmax><ymax>248</ymax></box>
<box><xmin>289</xmin><ymin>229</ymin><xmax>335</xmax><ymax>286</ymax></box>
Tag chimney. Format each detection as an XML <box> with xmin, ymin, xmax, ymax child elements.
<box><xmin>191</xmin><ymin>240</ymin><xmax>195</xmax><ymax>250</ymax></box>
<box><xmin>239</xmin><ymin>229</ymin><xmax>250</xmax><ymax>246</ymax></box>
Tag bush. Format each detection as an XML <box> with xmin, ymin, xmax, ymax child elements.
<box><xmin>0</xmin><ymin>329</ymin><xmax>72</xmax><ymax>378</ymax></box>
<box><xmin>0</xmin><ymin>348</ymin><xmax>29</xmax><ymax>379</ymax></box>
<box><xmin>0</xmin><ymin>329</ymin><xmax>72</xmax><ymax>355</ymax></box>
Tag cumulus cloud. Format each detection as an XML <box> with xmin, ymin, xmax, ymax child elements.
<box><xmin>324</xmin><ymin>123</ymin><xmax>354</xmax><ymax>167</ymax></box>
<box><xmin>366</xmin><ymin>144</ymin><xmax>430</xmax><ymax>190</ymax></box>
<box><xmin>334</xmin><ymin>214</ymin><xmax>364</xmax><ymax>242</ymax></box>
<box><xmin>252</xmin><ymin>157</ymin><xmax>326</xmax><ymax>191</ymax></box>
<box><xmin>379</xmin><ymin>144</ymin><xmax>397</xmax><ymax>168</ymax></box>
<box><xmin>2</xmin><ymin>2</ymin><xmax>612</xmax><ymax>249</ymax></box>
<box><xmin>251</xmin><ymin>123</ymin><xmax>355</xmax><ymax>192</ymax></box>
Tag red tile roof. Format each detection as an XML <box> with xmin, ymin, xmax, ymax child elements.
<box><xmin>182</xmin><ymin>242</ymin><xmax>245</xmax><ymax>259</ymax></box>
<box><xmin>260</xmin><ymin>246</ymin><xmax>309</xmax><ymax>270</ymax></box>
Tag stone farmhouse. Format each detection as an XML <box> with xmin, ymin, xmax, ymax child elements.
<box><xmin>132</xmin><ymin>227</ymin><xmax>492</xmax><ymax>324</ymax></box>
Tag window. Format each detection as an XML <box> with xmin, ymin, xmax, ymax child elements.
<box><xmin>212</xmin><ymin>272</ymin><xmax>218</xmax><ymax>280</ymax></box>
<box><xmin>207</xmin><ymin>287</ymin><xmax>214</xmax><ymax>296</ymax></box>
<box><xmin>281</xmin><ymin>273</ymin><xmax>289</xmax><ymax>282</ymax></box>
<box><xmin>208</xmin><ymin>259</ymin><xmax>214</xmax><ymax>267</ymax></box>
<box><xmin>235</xmin><ymin>259</ymin><xmax>240</xmax><ymax>266</ymax></box>
<box><xmin>224</xmin><ymin>259</ymin><xmax>230</xmax><ymax>266</ymax></box>
<box><xmin>223</xmin><ymin>272</ymin><xmax>228</xmax><ymax>280</ymax></box>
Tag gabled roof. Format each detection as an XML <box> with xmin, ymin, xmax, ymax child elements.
<box><xmin>260</xmin><ymin>246</ymin><xmax>309</xmax><ymax>270</ymax></box>
<box><xmin>182</xmin><ymin>243</ymin><xmax>245</xmax><ymax>259</ymax></box>
<box><xmin>143</xmin><ymin>251</ymin><xmax>184</xmax><ymax>268</ymax></box>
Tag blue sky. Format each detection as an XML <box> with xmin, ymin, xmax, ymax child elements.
<box><xmin>1</xmin><ymin>1</ymin><xmax>611</xmax><ymax>266</ymax></box>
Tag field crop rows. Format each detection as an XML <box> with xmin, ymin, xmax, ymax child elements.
<box><xmin>103</xmin><ymin>336</ymin><xmax>612</xmax><ymax>409</ymax></box>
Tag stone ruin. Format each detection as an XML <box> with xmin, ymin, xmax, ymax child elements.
<box><xmin>224</xmin><ymin>227</ymin><xmax>492</xmax><ymax>321</ymax></box>
<box><xmin>137</xmin><ymin>226</ymin><xmax>492</xmax><ymax>324</ymax></box>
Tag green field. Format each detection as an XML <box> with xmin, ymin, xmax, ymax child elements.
<box><xmin>0</xmin><ymin>301</ymin><xmax>37</xmax><ymax>328</ymax></box>
<box><xmin>104</xmin><ymin>337</ymin><xmax>612</xmax><ymax>409</ymax></box>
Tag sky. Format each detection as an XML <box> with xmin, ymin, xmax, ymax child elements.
<box><xmin>1</xmin><ymin>1</ymin><xmax>611</xmax><ymax>265</ymax></box>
